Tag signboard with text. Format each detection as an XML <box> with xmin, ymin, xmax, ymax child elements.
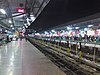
<box><xmin>16</xmin><ymin>8</ymin><xmax>25</xmax><ymax>13</ymax></box>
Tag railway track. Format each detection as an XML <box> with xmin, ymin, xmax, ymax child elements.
<box><xmin>29</xmin><ymin>38</ymin><xmax>100</xmax><ymax>75</ymax></box>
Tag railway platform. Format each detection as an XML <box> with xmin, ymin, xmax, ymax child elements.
<box><xmin>0</xmin><ymin>39</ymin><xmax>66</xmax><ymax>75</ymax></box>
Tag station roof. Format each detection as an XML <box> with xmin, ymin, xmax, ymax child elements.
<box><xmin>0</xmin><ymin>0</ymin><xmax>50</xmax><ymax>31</ymax></box>
<box><xmin>29</xmin><ymin>0</ymin><xmax>100</xmax><ymax>32</ymax></box>
<box><xmin>0</xmin><ymin>0</ymin><xmax>100</xmax><ymax>32</ymax></box>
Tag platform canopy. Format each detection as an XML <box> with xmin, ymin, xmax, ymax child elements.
<box><xmin>29</xmin><ymin>0</ymin><xmax>100</xmax><ymax>32</ymax></box>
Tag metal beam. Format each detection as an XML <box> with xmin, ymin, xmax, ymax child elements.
<box><xmin>33</xmin><ymin>7</ymin><xmax>40</xmax><ymax>8</ymax></box>
<box><xmin>31</xmin><ymin>0</ymin><xmax>37</xmax><ymax>14</ymax></box>
<box><xmin>0</xmin><ymin>13</ymin><xmax>25</xmax><ymax>20</ymax></box>
<box><xmin>0</xmin><ymin>16</ymin><xmax>6</xmax><ymax>18</ymax></box>
<box><xmin>35</xmin><ymin>0</ymin><xmax>45</xmax><ymax>17</ymax></box>
<box><xmin>7</xmin><ymin>0</ymin><xmax>16</xmax><ymax>27</ymax></box>
<box><xmin>0</xmin><ymin>21</ymin><xmax>10</xmax><ymax>29</ymax></box>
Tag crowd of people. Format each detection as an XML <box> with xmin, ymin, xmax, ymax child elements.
<box><xmin>69</xmin><ymin>34</ymin><xmax>100</xmax><ymax>43</ymax></box>
<box><xmin>41</xmin><ymin>34</ymin><xmax>100</xmax><ymax>43</ymax></box>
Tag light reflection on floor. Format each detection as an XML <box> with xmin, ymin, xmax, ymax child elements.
<box><xmin>0</xmin><ymin>39</ymin><xmax>66</xmax><ymax>75</ymax></box>
<box><xmin>0</xmin><ymin>40</ymin><xmax>22</xmax><ymax>75</ymax></box>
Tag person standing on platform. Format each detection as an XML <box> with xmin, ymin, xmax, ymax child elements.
<box><xmin>25</xmin><ymin>32</ymin><xmax>28</xmax><ymax>42</ymax></box>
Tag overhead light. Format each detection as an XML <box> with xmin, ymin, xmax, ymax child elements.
<box><xmin>12</xmin><ymin>28</ymin><xmax>14</xmax><ymax>29</ymax></box>
<box><xmin>51</xmin><ymin>30</ymin><xmax>55</xmax><ymax>32</ymax></box>
<box><xmin>30</xmin><ymin>15</ymin><xmax>34</xmax><ymax>17</ymax></box>
<box><xmin>0</xmin><ymin>9</ymin><xmax>6</xmax><ymax>14</ymax></box>
<box><xmin>27</xmin><ymin>21</ymin><xmax>30</xmax><ymax>26</ymax></box>
<box><xmin>27</xmin><ymin>18</ymin><xmax>30</xmax><ymax>21</ymax></box>
<box><xmin>44</xmin><ymin>31</ymin><xmax>48</xmax><ymax>34</ymax></box>
<box><xmin>5</xmin><ymin>30</ymin><xmax>7</xmax><ymax>32</ymax></box>
<box><xmin>24</xmin><ymin>23</ymin><xmax>26</xmax><ymax>25</ymax></box>
<box><xmin>9</xmin><ymin>20</ymin><xmax>12</xmax><ymax>23</ymax></box>
<box><xmin>24</xmin><ymin>24</ymin><xmax>27</xmax><ymax>26</ymax></box>
<box><xmin>26</xmin><ymin>18</ymin><xmax>31</xmax><ymax>26</ymax></box>
<box><xmin>88</xmin><ymin>25</ymin><xmax>93</xmax><ymax>27</ymax></box>
<box><xmin>31</xmin><ymin>16</ymin><xmax>36</xmax><ymax>21</ymax></box>
<box><xmin>25</xmin><ymin>25</ymin><xmax>28</xmax><ymax>28</ymax></box>
<box><xmin>67</xmin><ymin>27</ymin><xmax>72</xmax><ymax>30</ymax></box>
<box><xmin>75</xmin><ymin>27</ymin><xmax>79</xmax><ymax>29</ymax></box>
<box><xmin>24</xmin><ymin>24</ymin><xmax>28</xmax><ymax>28</ymax></box>
<box><xmin>84</xmin><ymin>28</ymin><xmax>88</xmax><ymax>31</ymax></box>
<box><xmin>10</xmin><ymin>25</ymin><xmax>13</xmax><ymax>27</ymax></box>
<box><xmin>61</xmin><ymin>30</ymin><xmax>65</xmax><ymax>32</ymax></box>
<box><xmin>23</xmin><ymin>26</ymin><xmax>25</xmax><ymax>29</ymax></box>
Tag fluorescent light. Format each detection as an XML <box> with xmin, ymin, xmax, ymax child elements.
<box><xmin>23</xmin><ymin>26</ymin><xmax>25</xmax><ymax>29</ymax></box>
<box><xmin>9</xmin><ymin>20</ymin><xmax>12</xmax><ymax>23</ymax></box>
<box><xmin>25</xmin><ymin>25</ymin><xmax>28</xmax><ymax>28</ymax></box>
<box><xmin>30</xmin><ymin>15</ymin><xmax>34</xmax><ymax>17</ymax></box>
<box><xmin>67</xmin><ymin>27</ymin><xmax>72</xmax><ymax>30</ymax></box>
<box><xmin>62</xmin><ymin>30</ymin><xmax>65</xmax><ymax>32</ymax></box>
<box><xmin>10</xmin><ymin>25</ymin><xmax>13</xmax><ymax>27</ymax></box>
<box><xmin>75</xmin><ymin>27</ymin><xmax>79</xmax><ymax>29</ymax></box>
<box><xmin>24</xmin><ymin>24</ymin><xmax>27</xmax><ymax>26</ymax></box>
<box><xmin>27</xmin><ymin>21</ymin><xmax>30</xmax><ymax>26</ymax></box>
<box><xmin>5</xmin><ymin>30</ymin><xmax>7</xmax><ymax>32</ymax></box>
<box><xmin>27</xmin><ymin>18</ymin><xmax>30</xmax><ymax>21</ymax></box>
<box><xmin>88</xmin><ymin>25</ymin><xmax>93</xmax><ymax>27</ymax></box>
<box><xmin>26</xmin><ymin>18</ymin><xmax>31</xmax><ymax>26</ymax></box>
<box><xmin>44</xmin><ymin>31</ymin><xmax>48</xmax><ymax>34</ymax></box>
<box><xmin>84</xmin><ymin>28</ymin><xmax>88</xmax><ymax>31</ymax></box>
<box><xmin>0</xmin><ymin>9</ymin><xmax>6</xmax><ymax>14</ymax></box>
<box><xmin>31</xmin><ymin>16</ymin><xmax>36</xmax><ymax>21</ymax></box>
<box><xmin>51</xmin><ymin>30</ymin><xmax>55</xmax><ymax>32</ymax></box>
<box><xmin>24</xmin><ymin>24</ymin><xmax>28</xmax><ymax>28</ymax></box>
<box><xmin>12</xmin><ymin>28</ymin><xmax>14</xmax><ymax>29</ymax></box>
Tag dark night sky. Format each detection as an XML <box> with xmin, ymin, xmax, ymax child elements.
<box><xmin>29</xmin><ymin>0</ymin><xmax>100</xmax><ymax>31</ymax></box>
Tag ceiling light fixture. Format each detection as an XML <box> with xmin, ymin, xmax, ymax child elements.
<box><xmin>31</xmin><ymin>16</ymin><xmax>36</xmax><ymax>22</ymax></box>
<box><xmin>24</xmin><ymin>24</ymin><xmax>27</xmax><ymax>26</ymax></box>
<box><xmin>23</xmin><ymin>26</ymin><xmax>25</xmax><ymax>29</ymax></box>
<box><xmin>51</xmin><ymin>30</ymin><xmax>55</xmax><ymax>32</ymax></box>
<box><xmin>88</xmin><ymin>25</ymin><xmax>93</xmax><ymax>27</ymax></box>
<box><xmin>75</xmin><ymin>27</ymin><xmax>79</xmax><ymax>29</ymax></box>
<box><xmin>0</xmin><ymin>9</ymin><xmax>6</xmax><ymax>14</ymax></box>
<box><xmin>84</xmin><ymin>28</ymin><xmax>88</xmax><ymax>31</ymax></box>
<box><xmin>10</xmin><ymin>25</ymin><xmax>13</xmax><ymax>27</ymax></box>
<box><xmin>25</xmin><ymin>25</ymin><xmax>28</xmax><ymax>28</ymax></box>
<box><xmin>12</xmin><ymin>28</ymin><xmax>14</xmax><ymax>30</ymax></box>
<box><xmin>67</xmin><ymin>27</ymin><xmax>72</xmax><ymax>30</ymax></box>
<box><xmin>9</xmin><ymin>20</ymin><xmax>12</xmax><ymax>23</ymax></box>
